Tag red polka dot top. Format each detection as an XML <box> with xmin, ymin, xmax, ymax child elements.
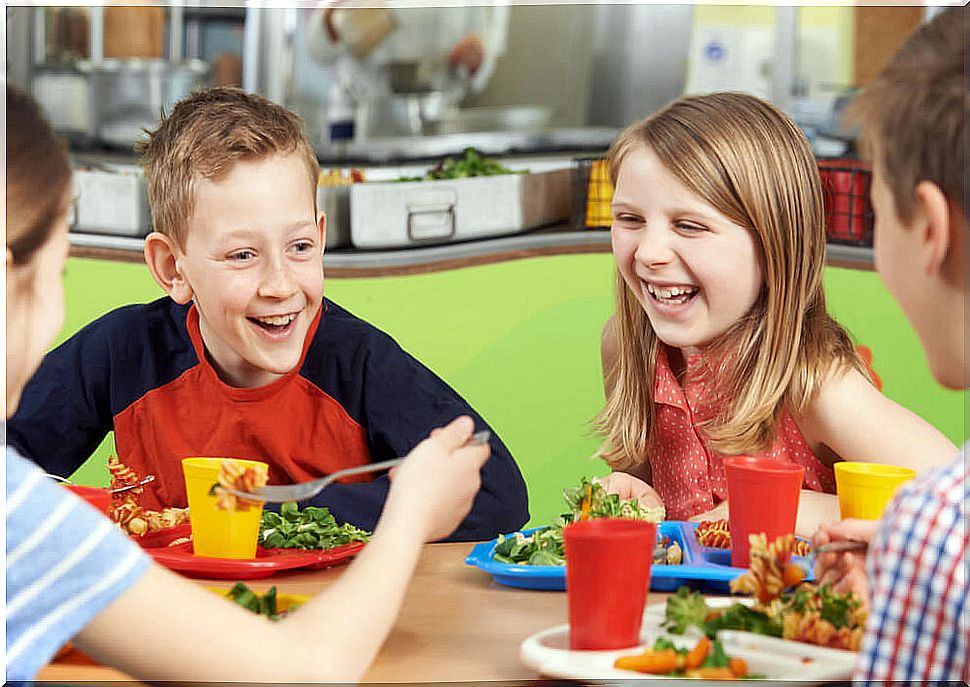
<box><xmin>647</xmin><ymin>346</ymin><xmax>836</xmax><ymax>521</ymax></box>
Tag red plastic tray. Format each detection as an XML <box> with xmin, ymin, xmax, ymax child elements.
<box><xmin>132</xmin><ymin>523</ymin><xmax>365</xmax><ymax>579</ymax></box>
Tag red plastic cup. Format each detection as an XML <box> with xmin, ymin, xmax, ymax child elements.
<box><xmin>723</xmin><ymin>456</ymin><xmax>804</xmax><ymax>568</ymax></box>
<box><xmin>65</xmin><ymin>485</ymin><xmax>112</xmax><ymax>516</ymax></box>
<box><xmin>564</xmin><ymin>518</ymin><xmax>656</xmax><ymax>650</ymax></box>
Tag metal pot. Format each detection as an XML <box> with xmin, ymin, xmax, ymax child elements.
<box><xmin>82</xmin><ymin>58</ymin><xmax>210</xmax><ymax>146</ymax></box>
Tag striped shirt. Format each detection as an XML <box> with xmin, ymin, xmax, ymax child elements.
<box><xmin>855</xmin><ymin>447</ymin><xmax>968</xmax><ymax>682</ymax></box>
<box><xmin>5</xmin><ymin>445</ymin><xmax>150</xmax><ymax>681</ymax></box>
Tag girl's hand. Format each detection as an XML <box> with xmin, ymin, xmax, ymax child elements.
<box><xmin>596</xmin><ymin>471</ymin><xmax>664</xmax><ymax>510</ymax></box>
<box><xmin>811</xmin><ymin>519</ymin><xmax>877</xmax><ymax>601</ymax></box>
<box><xmin>688</xmin><ymin>500</ymin><xmax>729</xmax><ymax>523</ymax></box>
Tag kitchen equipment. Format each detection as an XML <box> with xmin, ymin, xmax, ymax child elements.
<box><xmin>87</xmin><ymin>58</ymin><xmax>210</xmax><ymax>146</ymax></box>
<box><xmin>349</xmin><ymin>168</ymin><xmax>571</xmax><ymax>249</ymax></box>
<box><xmin>73</xmin><ymin>163</ymin><xmax>151</xmax><ymax>237</ymax></box>
<box><xmin>818</xmin><ymin>160</ymin><xmax>874</xmax><ymax>247</ymax></box>
<box><xmin>317</xmin><ymin>185</ymin><xmax>351</xmax><ymax>249</ymax></box>
<box><xmin>436</xmin><ymin>105</ymin><xmax>553</xmax><ymax>135</ymax></box>
<box><xmin>222</xmin><ymin>430</ymin><xmax>490</xmax><ymax>503</ymax></box>
<box><xmin>356</xmin><ymin>90</ymin><xmax>463</xmax><ymax>138</ymax></box>
<box><xmin>30</xmin><ymin>65</ymin><xmax>96</xmax><ymax>140</ymax></box>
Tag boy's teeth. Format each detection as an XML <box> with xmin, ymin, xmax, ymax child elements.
<box><xmin>254</xmin><ymin>314</ymin><xmax>296</xmax><ymax>326</ymax></box>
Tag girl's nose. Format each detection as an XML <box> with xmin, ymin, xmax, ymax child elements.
<box><xmin>633</xmin><ymin>226</ymin><xmax>673</xmax><ymax>268</ymax></box>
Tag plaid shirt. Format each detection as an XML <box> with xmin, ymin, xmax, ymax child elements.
<box><xmin>855</xmin><ymin>447</ymin><xmax>968</xmax><ymax>682</ymax></box>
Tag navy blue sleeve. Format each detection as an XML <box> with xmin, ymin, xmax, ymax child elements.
<box><xmin>303</xmin><ymin>305</ymin><xmax>529</xmax><ymax>542</ymax></box>
<box><xmin>7</xmin><ymin>299</ymin><xmax>196</xmax><ymax>479</ymax></box>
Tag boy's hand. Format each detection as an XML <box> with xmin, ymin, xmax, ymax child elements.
<box><xmin>596</xmin><ymin>471</ymin><xmax>664</xmax><ymax>511</ymax></box>
<box><xmin>811</xmin><ymin>519</ymin><xmax>877</xmax><ymax>601</ymax></box>
<box><xmin>384</xmin><ymin>416</ymin><xmax>490</xmax><ymax>542</ymax></box>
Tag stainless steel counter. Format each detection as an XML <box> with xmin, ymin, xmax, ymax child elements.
<box><xmin>69</xmin><ymin>228</ymin><xmax>874</xmax><ymax>277</ymax></box>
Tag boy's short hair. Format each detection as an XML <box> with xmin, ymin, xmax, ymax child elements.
<box><xmin>850</xmin><ymin>7</ymin><xmax>966</xmax><ymax>222</ymax></box>
<box><xmin>136</xmin><ymin>87</ymin><xmax>320</xmax><ymax>248</ymax></box>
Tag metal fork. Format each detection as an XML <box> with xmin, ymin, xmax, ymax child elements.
<box><xmin>220</xmin><ymin>430</ymin><xmax>491</xmax><ymax>503</ymax></box>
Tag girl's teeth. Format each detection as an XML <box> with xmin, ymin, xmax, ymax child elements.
<box><xmin>646</xmin><ymin>283</ymin><xmax>697</xmax><ymax>303</ymax></box>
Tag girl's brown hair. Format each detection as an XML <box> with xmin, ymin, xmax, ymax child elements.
<box><xmin>136</xmin><ymin>87</ymin><xmax>320</xmax><ymax>249</ymax></box>
<box><xmin>596</xmin><ymin>92</ymin><xmax>866</xmax><ymax>469</ymax></box>
<box><xmin>6</xmin><ymin>84</ymin><xmax>72</xmax><ymax>265</ymax></box>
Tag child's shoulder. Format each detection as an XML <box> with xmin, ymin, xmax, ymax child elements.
<box><xmin>72</xmin><ymin>297</ymin><xmax>189</xmax><ymax>343</ymax></box>
<box><xmin>310</xmin><ymin>298</ymin><xmax>403</xmax><ymax>358</ymax></box>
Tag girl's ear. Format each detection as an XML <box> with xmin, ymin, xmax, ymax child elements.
<box><xmin>144</xmin><ymin>232</ymin><xmax>194</xmax><ymax>303</ymax></box>
<box><xmin>914</xmin><ymin>181</ymin><xmax>952</xmax><ymax>277</ymax></box>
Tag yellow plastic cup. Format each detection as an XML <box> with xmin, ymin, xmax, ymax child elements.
<box><xmin>834</xmin><ymin>462</ymin><xmax>916</xmax><ymax>520</ymax></box>
<box><xmin>182</xmin><ymin>457</ymin><xmax>268</xmax><ymax>559</ymax></box>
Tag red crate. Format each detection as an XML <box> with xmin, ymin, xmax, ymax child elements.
<box><xmin>818</xmin><ymin>159</ymin><xmax>873</xmax><ymax>247</ymax></box>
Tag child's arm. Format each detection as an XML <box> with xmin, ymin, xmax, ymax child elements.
<box><xmin>796</xmin><ymin>365</ymin><xmax>956</xmax><ymax>472</ymax></box>
<box><xmin>73</xmin><ymin>417</ymin><xmax>489</xmax><ymax>682</ymax></box>
<box><xmin>687</xmin><ymin>489</ymin><xmax>840</xmax><ymax>538</ymax></box>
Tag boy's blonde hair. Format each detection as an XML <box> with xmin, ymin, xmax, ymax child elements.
<box><xmin>136</xmin><ymin>87</ymin><xmax>320</xmax><ymax>249</ymax></box>
<box><xmin>596</xmin><ymin>92</ymin><xmax>866</xmax><ymax>468</ymax></box>
<box><xmin>849</xmin><ymin>7</ymin><xmax>966</xmax><ymax>223</ymax></box>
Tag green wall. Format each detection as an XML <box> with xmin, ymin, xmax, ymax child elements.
<box><xmin>57</xmin><ymin>254</ymin><xmax>965</xmax><ymax>527</ymax></box>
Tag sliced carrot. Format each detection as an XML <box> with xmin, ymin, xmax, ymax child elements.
<box><xmin>684</xmin><ymin>636</ymin><xmax>711</xmax><ymax>670</ymax></box>
<box><xmin>580</xmin><ymin>482</ymin><xmax>592</xmax><ymax>521</ymax></box>
<box><xmin>728</xmin><ymin>656</ymin><xmax>748</xmax><ymax>678</ymax></box>
<box><xmin>614</xmin><ymin>650</ymin><xmax>680</xmax><ymax>674</ymax></box>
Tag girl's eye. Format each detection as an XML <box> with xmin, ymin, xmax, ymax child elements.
<box><xmin>676</xmin><ymin>222</ymin><xmax>707</xmax><ymax>234</ymax></box>
<box><xmin>229</xmin><ymin>250</ymin><xmax>256</xmax><ymax>262</ymax></box>
<box><xmin>613</xmin><ymin>213</ymin><xmax>642</xmax><ymax>226</ymax></box>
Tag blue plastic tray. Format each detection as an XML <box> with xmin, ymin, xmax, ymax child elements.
<box><xmin>465</xmin><ymin>521</ymin><xmax>814</xmax><ymax>592</ymax></box>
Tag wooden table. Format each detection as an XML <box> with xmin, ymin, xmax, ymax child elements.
<box><xmin>37</xmin><ymin>542</ymin><xmax>674</xmax><ymax>683</ymax></box>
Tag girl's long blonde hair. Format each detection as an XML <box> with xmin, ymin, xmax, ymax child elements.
<box><xmin>596</xmin><ymin>92</ymin><xmax>867</xmax><ymax>470</ymax></box>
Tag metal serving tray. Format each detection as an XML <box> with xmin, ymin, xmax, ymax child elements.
<box><xmin>348</xmin><ymin>169</ymin><xmax>572</xmax><ymax>249</ymax></box>
<box><xmin>465</xmin><ymin>521</ymin><xmax>814</xmax><ymax>593</ymax></box>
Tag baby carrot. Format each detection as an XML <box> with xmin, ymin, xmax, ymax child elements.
<box><xmin>614</xmin><ymin>650</ymin><xmax>680</xmax><ymax>674</ymax></box>
<box><xmin>694</xmin><ymin>666</ymin><xmax>737</xmax><ymax>679</ymax></box>
<box><xmin>728</xmin><ymin>656</ymin><xmax>748</xmax><ymax>678</ymax></box>
<box><xmin>683</xmin><ymin>636</ymin><xmax>711</xmax><ymax>669</ymax></box>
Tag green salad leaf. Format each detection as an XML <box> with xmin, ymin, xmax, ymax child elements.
<box><xmin>260</xmin><ymin>502</ymin><xmax>370</xmax><ymax>550</ymax></box>
<box><xmin>227</xmin><ymin>582</ymin><xmax>282</xmax><ymax>621</ymax></box>
<box><xmin>399</xmin><ymin>147</ymin><xmax>527</xmax><ymax>182</ymax></box>
<box><xmin>491</xmin><ymin>477</ymin><xmax>665</xmax><ymax>566</ymax></box>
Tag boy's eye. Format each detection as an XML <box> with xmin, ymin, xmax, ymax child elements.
<box><xmin>613</xmin><ymin>213</ymin><xmax>642</xmax><ymax>225</ymax></box>
<box><xmin>228</xmin><ymin>250</ymin><xmax>256</xmax><ymax>262</ymax></box>
<box><xmin>289</xmin><ymin>240</ymin><xmax>315</xmax><ymax>255</ymax></box>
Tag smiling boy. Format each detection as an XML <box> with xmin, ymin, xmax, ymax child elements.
<box><xmin>8</xmin><ymin>87</ymin><xmax>528</xmax><ymax>540</ymax></box>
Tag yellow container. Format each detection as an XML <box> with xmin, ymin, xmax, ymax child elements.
<box><xmin>182</xmin><ymin>457</ymin><xmax>268</xmax><ymax>559</ymax></box>
<box><xmin>834</xmin><ymin>462</ymin><xmax>916</xmax><ymax>520</ymax></box>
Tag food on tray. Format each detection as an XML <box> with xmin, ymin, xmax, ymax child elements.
<box><xmin>108</xmin><ymin>456</ymin><xmax>189</xmax><ymax>536</ymax></box>
<box><xmin>226</xmin><ymin>582</ymin><xmax>300</xmax><ymax>621</ymax></box>
<box><xmin>492</xmin><ymin>477</ymin><xmax>665</xmax><ymax>566</ymax></box>
<box><xmin>655</xmin><ymin>535</ymin><xmax>683</xmax><ymax>565</ymax></box>
<box><xmin>211</xmin><ymin>460</ymin><xmax>268</xmax><ymax>512</ymax></box>
<box><xmin>260</xmin><ymin>502</ymin><xmax>369</xmax><ymax>550</ymax></box>
<box><xmin>614</xmin><ymin>636</ymin><xmax>758</xmax><ymax>679</ymax></box>
<box><xmin>399</xmin><ymin>147</ymin><xmax>526</xmax><ymax>182</ymax></box>
<box><xmin>695</xmin><ymin>518</ymin><xmax>811</xmax><ymax>556</ymax></box>
<box><xmin>318</xmin><ymin>168</ymin><xmax>365</xmax><ymax>186</ymax></box>
<box><xmin>662</xmin><ymin>534</ymin><xmax>867</xmax><ymax>651</ymax></box>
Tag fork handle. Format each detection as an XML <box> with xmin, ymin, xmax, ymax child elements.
<box><xmin>327</xmin><ymin>457</ymin><xmax>405</xmax><ymax>482</ymax></box>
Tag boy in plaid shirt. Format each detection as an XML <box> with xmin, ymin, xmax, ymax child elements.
<box><xmin>812</xmin><ymin>7</ymin><xmax>967</xmax><ymax>682</ymax></box>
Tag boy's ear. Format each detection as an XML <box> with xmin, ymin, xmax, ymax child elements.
<box><xmin>316</xmin><ymin>210</ymin><xmax>327</xmax><ymax>247</ymax></box>
<box><xmin>914</xmin><ymin>181</ymin><xmax>953</xmax><ymax>277</ymax></box>
<box><xmin>144</xmin><ymin>232</ymin><xmax>194</xmax><ymax>304</ymax></box>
